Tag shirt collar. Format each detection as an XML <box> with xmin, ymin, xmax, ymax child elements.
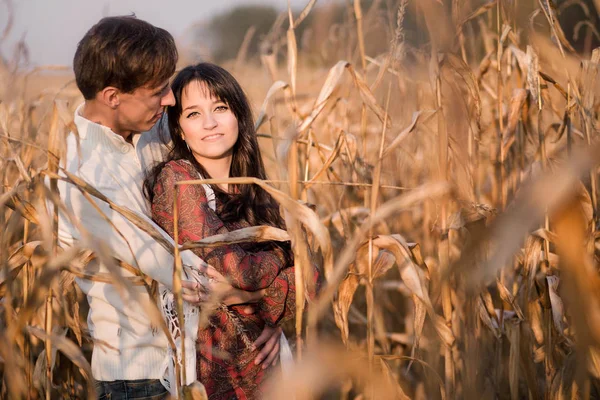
<box><xmin>74</xmin><ymin>103</ymin><xmax>134</xmax><ymax>154</ymax></box>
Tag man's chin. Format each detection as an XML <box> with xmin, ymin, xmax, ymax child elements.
<box><xmin>136</xmin><ymin>121</ymin><xmax>159</xmax><ymax>133</ymax></box>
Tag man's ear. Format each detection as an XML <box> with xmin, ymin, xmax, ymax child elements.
<box><xmin>97</xmin><ymin>86</ymin><xmax>120</xmax><ymax>109</ymax></box>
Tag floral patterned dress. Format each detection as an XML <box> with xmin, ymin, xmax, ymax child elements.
<box><xmin>151</xmin><ymin>159</ymin><xmax>317</xmax><ymax>399</ymax></box>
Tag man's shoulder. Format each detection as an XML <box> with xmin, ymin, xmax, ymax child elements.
<box><xmin>136</xmin><ymin>117</ymin><xmax>172</xmax><ymax>173</ymax></box>
<box><xmin>137</xmin><ymin>117</ymin><xmax>171</xmax><ymax>147</ymax></box>
<box><xmin>62</xmin><ymin>130</ymin><xmax>120</xmax><ymax>188</ymax></box>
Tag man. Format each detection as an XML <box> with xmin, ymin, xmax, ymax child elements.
<box><xmin>57</xmin><ymin>15</ymin><xmax>281</xmax><ymax>399</ymax></box>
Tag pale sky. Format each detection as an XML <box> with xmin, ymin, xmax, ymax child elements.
<box><xmin>1</xmin><ymin>0</ymin><xmax>312</xmax><ymax>66</ymax></box>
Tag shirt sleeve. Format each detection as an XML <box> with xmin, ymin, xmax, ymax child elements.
<box><xmin>151</xmin><ymin>161</ymin><xmax>290</xmax><ymax>291</ymax></box>
<box><xmin>55</xmin><ymin>166</ymin><xmax>207</xmax><ymax>292</ymax></box>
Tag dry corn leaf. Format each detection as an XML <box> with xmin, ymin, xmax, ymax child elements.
<box><xmin>579</xmin><ymin>48</ymin><xmax>599</xmax><ymax>112</ymax></box>
<box><xmin>587</xmin><ymin>346</ymin><xmax>600</xmax><ymax>378</ymax></box>
<box><xmin>306</xmin><ymin>131</ymin><xmax>344</xmax><ymax>189</ymax></box>
<box><xmin>443</xmin><ymin>53</ymin><xmax>482</xmax><ymax>126</ymax></box>
<box><xmin>182</xmin><ymin>381</ymin><xmax>208</xmax><ymax>400</ymax></box>
<box><xmin>0</xmin><ymin>240</ymin><xmax>42</xmax><ymax>290</ymax></box>
<box><xmin>333</xmin><ymin>246</ymin><xmax>395</xmax><ymax>345</ymax></box>
<box><xmin>265</xmin><ymin>345</ymin><xmax>401</xmax><ymax>400</ymax></box>
<box><xmin>298</xmin><ymin>61</ymin><xmax>387</xmax><ymax>133</ymax></box>
<box><xmin>293</xmin><ymin>0</ymin><xmax>317</xmax><ymax>28</ymax></box>
<box><xmin>382</xmin><ymin>110</ymin><xmax>432</xmax><ymax>158</ymax></box>
<box><xmin>539</xmin><ymin>71</ymin><xmax>568</xmax><ymax>100</ymax></box>
<box><xmin>255</xmin><ymin>81</ymin><xmax>291</xmax><ymax>130</ymax></box>
<box><xmin>501</xmin><ymin>89</ymin><xmax>528</xmax><ymax>152</ymax></box>
<box><xmin>5</xmin><ymin>189</ymin><xmax>40</xmax><ymax>225</ymax></box>
<box><xmin>180</xmin><ymin>226</ymin><xmax>290</xmax><ymax>250</ymax></box>
<box><xmin>321</xmin><ymin>207</ymin><xmax>369</xmax><ymax>238</ymax></box>
<box><xmin>27</xmin><ymin>325</ymin><xmax>96</xmax><ymax>399</ymax></box>
<box><xmin>287</xmin><ymin>25</ymin><xmax>298</xmax><ymax>99</ymax></box>
<box><xmin>528</xmin><ymin>301</ymin><xmax>545</xmax><ymax>345</ymax></box>
<box><xmin>11</xmin><ymin>246</ymin><xmax>83</xmax><ymax>331</ymax></box>
<box><xmin>379</xmin><ymin>357</ymin><xmax>411</xmax><ymax>400</ymax></box>
<box><xmin>537</xmin><ymin>0</ymin><xmax>576</xmax><ymax>54</ymax></box>
<box><xmin>298</xmin><ymin>61</ymin><xmax>347</xmax><ymax>133</ymax></box>
<box><xmin>334</xmin><ymin>272</ymin><xmax>360</xmax><ymax>345</ymax></box>
<box><xmin>372</xmin><ymin>235</ymin><xmax>455</xmax><ymax>347</ymax></box>
<box><xmin>496</xmin><ymin>279</ymin><xmax>525</xmax><ymax>321</ymax></box>
<box><xmin>310</xmin><ymin>182</ymin><xmax>450</xmax><ymax>325</ymax></box>
<box><xmin>506</xmin><ymin>320</ymin><xmax>521</xmax><ymax>400</ymax></box>
<box><xmin>546</xmin><ymin>275</ymin><xmax>567</xmax><ymax>339</ymax></box>
<box><xmin>454</xmin><ymin>142</ymin><xmax>600</xmax><ymax>288</ymax></box>
<box><xmin>32</xmin><ymin>348</ymin><xmax>57</xmax><ymax>396</ymax></box>
<box><xmin>527</xmin><ymin>46</ymin><xmax>541</xmax><ymax>106</ymax></box>
<box><xmin>345</xmin><ymin>64</ymin><xmax>388</xmax><ymax>125</ymax></box>
<box><xmin>531</xmin><ymin>228</ymin><xmax>558</xmax><ymax>243</ymax></box>
<box><xmin>575</xmin><ymin>182</ymin><xmax>594</xmax><ymax>232</ymax></box>
<box><xmin>457</xmin><ymin>0</ymin><xmax>497</xmax><ymax>33</ymax></box>
<box><xmin>477</xmin><ymin>295</ymin><xmax>501</xmax><ymax>338</ymax></box>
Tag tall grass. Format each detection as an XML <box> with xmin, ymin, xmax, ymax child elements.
<box><xmin>1</xmin><ymin>0</ymin><xmax>600</xmax><ymax>399</ymax></box>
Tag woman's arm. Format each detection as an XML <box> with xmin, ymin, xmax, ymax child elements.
<box><xmin>152</xmin><ymin>161</ymin><xmax>289</xmax><ymax>291</ymax></box>
<box><xmin>258</xmin><ymin>262</ymin><xmax>322</xmax><ymax>326</ymax></box>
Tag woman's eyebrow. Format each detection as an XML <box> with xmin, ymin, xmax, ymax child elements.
<box><xmin>183</xmin><ymin>104</ymin><xmax>198</xmax><ymax>112</ymax></box>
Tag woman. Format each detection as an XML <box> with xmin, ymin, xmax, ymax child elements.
<box><xmin>145</xmin><ymin>63</ymin><xmax>318</xmax><ymax>399</ymax></box>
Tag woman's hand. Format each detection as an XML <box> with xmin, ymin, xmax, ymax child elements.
<box><xmin>182</xmin><ymin>272</ymin><xmax>281</xmax><ymax>368</ymax></box>
<box><xmin>253</xmin><ymin>326</ymin><xmax>282</xmax><ymax>369</ymax></box>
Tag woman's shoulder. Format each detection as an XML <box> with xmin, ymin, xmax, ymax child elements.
<box><xmin>160</xmin><ymin>159</ymin><xmax>198</xmax><ymax>180</ymax></box>
<box><xmin>157</xmin><ymin>159</ymin><xmax>211</xmax><ymax>200</ymax></box>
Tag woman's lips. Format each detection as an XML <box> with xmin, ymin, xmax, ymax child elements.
<box><xmin>202</xmin><ymin>133</ymin><xmax>224</xmax><ymax>141</ymax></box>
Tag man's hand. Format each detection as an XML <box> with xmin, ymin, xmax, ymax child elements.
<box><xmin>181</xmin><ymin>280</ymin><xmax>206</xmax><ymax>304</ymax></box>
<box><xmin>181</xmin><ymin>275</ymin><xmax>264</xmax><ymax>307</ymax></box>
<box><xmin>253</xmin><ymin>326</ymin><xmax>282</xmax><ymax>369</ymax></box>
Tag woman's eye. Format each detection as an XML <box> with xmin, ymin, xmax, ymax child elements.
<box><xmin>215</xmin><ymin>105</ymin><xmax>228</xmax><ymax>112</ymax></box>
<box><xmin>186</xmin><ymin>111</ymin><xmax>199</xmax><ymax>118</ymax></box>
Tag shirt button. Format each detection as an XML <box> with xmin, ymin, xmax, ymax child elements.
<box><xmin>120</xmin><ymin>145</ymin><xmax>129</xmax><ymax>154</ymax></box>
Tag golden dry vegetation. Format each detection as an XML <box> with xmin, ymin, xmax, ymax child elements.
<box><xmin>1</xmin><ymin>0</ymin><xmax>600</xmax><ymax>399</ymax></box>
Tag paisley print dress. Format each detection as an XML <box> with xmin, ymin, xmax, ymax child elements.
<box><xmin>151</xmin><ymin>159</ymin><xmax>318</xmax><ymax>399</ymax></box>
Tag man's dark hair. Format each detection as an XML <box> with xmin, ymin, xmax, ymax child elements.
<box><xmin>73</xmin><ymin>16</ymin><xmax>178</xmax><ymax>100</ymax></box>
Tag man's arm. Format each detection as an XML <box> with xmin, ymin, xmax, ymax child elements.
<box><xmin>57</xmin><ymin>171</ymin><xmax>214</xmax><ymax>291</ymax></box>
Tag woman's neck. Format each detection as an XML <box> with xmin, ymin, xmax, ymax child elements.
<box><xmin>195</xmin><ymin>155</ymin><xmax>232</xmax><ymax>192</ymax></box>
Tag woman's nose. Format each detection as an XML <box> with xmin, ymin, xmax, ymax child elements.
<box><xmin>203</xmin><ymin>113</ymin><xmax>218</xmax><ymax>129</ymax></box>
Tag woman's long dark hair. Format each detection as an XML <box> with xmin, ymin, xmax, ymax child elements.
<box><xmin>144</xmin><ymin>63</ymin><xmax>285</xmax><ymax>229</ymax></box>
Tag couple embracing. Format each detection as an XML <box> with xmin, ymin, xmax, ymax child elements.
<box><xmin>57</xmin><ymin>15</ymin><xmax>319</xmax><ymax>399</ymax></box>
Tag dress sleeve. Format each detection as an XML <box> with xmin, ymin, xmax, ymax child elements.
<box><xmin>151</xmin><ymin>161</ymin><xmax>288</xmax><ymax>291</ymax></box>
<box><xmin>258</xmin><ymin>261</ymin><xmax>322</xmax><ymax>326</ymax></box>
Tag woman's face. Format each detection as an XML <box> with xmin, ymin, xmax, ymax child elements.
<box><xmin>178</xmin><ymin>80</ymin><xmax>239</xmax><ymax>165</ymax></box>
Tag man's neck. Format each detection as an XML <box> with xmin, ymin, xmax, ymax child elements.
<box><xmin>81</xmin><ymin>101</ymin><xmax>133</xmax><ymax>141</ymax></box>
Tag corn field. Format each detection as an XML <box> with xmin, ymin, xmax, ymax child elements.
<box><xmin>1</xmin><ymin>0</ymin><xmax>600</xmax><ymax>398</ymax></box>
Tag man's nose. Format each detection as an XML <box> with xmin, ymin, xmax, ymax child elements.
<box><xmin>161</xmin><ymin>88</ymin><xmax>175</xmax><ymax>107</ymax></box>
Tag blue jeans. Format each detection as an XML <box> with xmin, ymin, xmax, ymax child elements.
<box><xmin>95</xmin><ymin>379</ymin><xmax>168</xmax><ymax>400</ymax></box>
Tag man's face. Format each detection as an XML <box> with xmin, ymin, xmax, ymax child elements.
<box><xmin>115</xmin><ymin>80</ymin><xmax>175</xmax><ymax>134</ymax></box>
